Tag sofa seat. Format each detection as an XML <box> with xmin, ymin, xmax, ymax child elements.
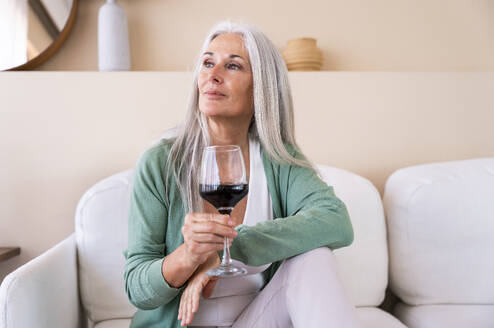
<box><xmin>92</xmin><ymin>308</ymin><xmax>406</xmax><ymax>328</ymax></box>
<box><xmin>394</xmin><ymin>303</ymin><xmax>494</xmax><ymax>328</ymax></box>
<box><xmin>356</xmin><ymin>307</ymin><xmax>407</xmax><ymax>327</ymax></box>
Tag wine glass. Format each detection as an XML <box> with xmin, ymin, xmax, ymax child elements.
<box><xmin>199</xmin><ymin>145</ymin><xmax>249</xmax><ymax>277</ymax></box>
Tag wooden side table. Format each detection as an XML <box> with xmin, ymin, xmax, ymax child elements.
<box><xmin>0</xmin><ymin>247</ymin><xmax>21</xmax><ymax>263</ymax></box>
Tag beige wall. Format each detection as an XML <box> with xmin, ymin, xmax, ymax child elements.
<box><xmin>39</xmin><ymin>0</ymin><xmax>494</xmax><ymax>71</ymax></box>
<box><xmin>2</xmin><ymin>0</ymin><xmax>494</xmax><ymax>286</ymax></box>
<box><xmin>1</xmin><ymin>72</ymin><xmax>493</xmax><ymax>284</ymax></box>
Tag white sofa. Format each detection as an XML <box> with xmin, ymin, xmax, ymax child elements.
<box><xmin>2</xmin><ymin>157</ymin><xmax>493</xmax><ymax>327</ymax></box>
<box><xmin>0</xmin><ymin>161</ymin><xmax>404</xmax><ymax>328</ymax></box>
<box><xmin>383</xmin><ymin>157</ymin><xmax>494</xmax><ymax>328</ymax></box>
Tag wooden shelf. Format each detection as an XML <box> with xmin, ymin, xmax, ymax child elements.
<box><xmin>0</xmin><ymin>247</ymin><xmax>21</xmax><ymax>263</ymax></box>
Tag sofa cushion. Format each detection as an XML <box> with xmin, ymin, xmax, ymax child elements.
<box><xmin>356</xmin><ymin>307</ymin><xmax>407</xmax><ymax>327</ymax></box>
<box><xmin>384</xmin><ymin>158</ymin><xmax>494</xmax><ymax>305</ymax></box>
<box><xmin>92</xmin><ymin>308</ymin><xmax>407</xmax><ymax>328</ymax></box>
<box><xmin>318</xmin><ymin>165</ymin><xmax>388</xmax><ymax>307</ymax></box>
<box><xmin>75</xmin><ymin>170</ymin><xmax>137</xmax><ymax>322</ymax></box>
<box><xmin>394</xmin><ymin>303</ymin><xmax>494</xmax><ymax>328</ymax></box>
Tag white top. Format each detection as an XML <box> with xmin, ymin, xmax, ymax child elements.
<box><xmin>189</xmin><ymin>136</ymin><xmax>273</xmax><ymax>327</ymax></box>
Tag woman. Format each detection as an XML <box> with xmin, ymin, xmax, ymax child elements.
<box><xmin>124</xmin><ymin>21</ymin><xmax>360</xmax><ymax>328</ymax></box>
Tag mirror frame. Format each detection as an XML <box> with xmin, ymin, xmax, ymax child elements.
<box><xmin>6</xmin><ymin>0</ymin><xmax>78</xmax><ymax>71</ymax></box>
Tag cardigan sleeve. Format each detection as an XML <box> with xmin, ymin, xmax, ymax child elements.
<box><xmin>123</xmin><ymin>145</ymin><xmax>185</xmax><ymax>310</ymax></box>
<box><xmin>228</xmin><ymin>147</ymin><xmax>354</xmax><ymax>267</ymax></box>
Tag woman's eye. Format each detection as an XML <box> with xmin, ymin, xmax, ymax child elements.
<box><xmin>227</xmin><ymin>63</ymin><xmax>241</xmax><ymax>70</ymax></box>
<box><xmin>202</xmin><ymin>60</ymin><xmax>241</xmax><ymax>70</ymax></box>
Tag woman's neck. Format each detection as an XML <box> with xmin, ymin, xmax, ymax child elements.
<box><xmin>208</xmin><ymin>118</ymin><xmax>251</xmax><ymax>179</ymax></box>
<box><xmin>208</xmin><ymin>118</ymin><xmax>250</xmax><ymax>150</ymax></box>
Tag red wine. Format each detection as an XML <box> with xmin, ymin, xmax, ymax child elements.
<box><xmin>200</xmin><ymin>183</ymin><xmax>249</xmax><ymax>214</ymax></box>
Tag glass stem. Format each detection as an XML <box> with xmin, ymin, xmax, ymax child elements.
<box><xmin>218</xmin><ymin>208</ymin><xmax>233</xmax><ymax>267</ymax></box>
<box><xmin>222</xmin><ymin>237</ymin><xmax>231</xmax><ymax>267</ymax></box>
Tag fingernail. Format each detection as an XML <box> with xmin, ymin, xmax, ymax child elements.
<box><xmin>228</xmin><ymin>220</ymin><xmax>235</xmax><ymax>226</ymax></box>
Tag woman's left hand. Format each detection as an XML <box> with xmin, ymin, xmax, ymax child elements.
<box><xmin>178</xmin><ymin>252</ymin><xmax>221</xmax><ymax>327</ymax></box>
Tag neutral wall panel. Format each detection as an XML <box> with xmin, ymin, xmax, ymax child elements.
<box><xmin>1</xmin><ymin>72</ymin><xmax>493</xmax><ymax>284</ymax></box>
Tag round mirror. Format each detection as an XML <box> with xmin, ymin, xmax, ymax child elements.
<box><xmin>0</xmin><ymin>0</ymin><xmax>78</xmax><ymax>71</ymax></box>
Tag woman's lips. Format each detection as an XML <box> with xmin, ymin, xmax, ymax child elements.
<box><xmin>204</xmin><ymin>91</ymin><xmax>226</xmax><ymax>100</ymax></box>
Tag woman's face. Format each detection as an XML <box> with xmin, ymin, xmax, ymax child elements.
<box><xmin>198</xmin><ymin>33</ymin><xmax>254</xmax><ymax>123</ymax></box>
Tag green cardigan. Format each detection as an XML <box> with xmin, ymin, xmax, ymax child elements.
<box><xmin>124</xmin><ymin>139</ymin><xmax>354</xmax><ymax>328</ymax></box>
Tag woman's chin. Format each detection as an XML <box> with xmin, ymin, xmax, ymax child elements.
<box><xmin>199</xmin><ymin>106</ymin><xmax>228</xmax><ymax>117</ymax></box>
<box><xmin>199</xmin><ymin>105</ymin><xmax>251</xmax><ymax>122</ymax></box>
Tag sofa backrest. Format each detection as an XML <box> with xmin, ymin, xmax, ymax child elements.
<box><xmin>75</xmin><ymin>164</ymin><xmax>388</xmax><ymax>322</ymax></box>
<box><xmin>384</xmin><ymin>158</ymin><xmax>494</xmax><ymax>306</ymax></box>
<box><xmin>317</xmin><ymin>165</ymin><xmax>388</xmax><ymax>307</ymax></box>
<box><xmin>75</xmin><ymin>170</ymin><xmax>136</xmax><ymax>323</ymax></box>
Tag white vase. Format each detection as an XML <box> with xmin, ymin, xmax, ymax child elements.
<box><xmin>98</xmin><ymin>0</ymin><xmax>131</xmax><ymax>71</ymax></box>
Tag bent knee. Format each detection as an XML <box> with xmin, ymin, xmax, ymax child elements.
<box><xmin>286</xmin><ymin>247</ymin><xmax>336</xmax><ymax>269</ymax></box>
<box><xmin>305</xmin><ymin>246</ymin><xmax>334</xmax><ymax>257</ymax></box>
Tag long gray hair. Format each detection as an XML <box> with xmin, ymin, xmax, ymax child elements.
<box><xmin>165</xmin><ymin>20</ymin><xmax>315</xmax><ymax>213</ymax></box>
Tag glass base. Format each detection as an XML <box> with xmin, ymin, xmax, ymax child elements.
<box><xmin>206</xmin><ymin>264</ymin><xmax>247</xmax><ymax>277</ymax></box>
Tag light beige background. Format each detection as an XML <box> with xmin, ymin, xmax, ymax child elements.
<box><xmin>39</xmin><ymin>0</ymin><xmax>494</xmax><ymax>71</ymax></box>
<box><xmin>1</xmin><ymin>0</ymin><xmax>494</xmax><ymax>286</ymax></box>
<box><xmin>1</xmin><ymin>72</ymin><xmax>493</xmax><ymax>284</ymax></box>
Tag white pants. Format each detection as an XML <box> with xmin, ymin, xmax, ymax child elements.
<box><xmin>191</xmin><ymin>247</ymin><xmax>361</xmax><ymax>328</ymax></box>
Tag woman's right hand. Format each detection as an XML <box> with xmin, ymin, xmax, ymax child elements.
<box><xmin>181</xmin><ymin>213</ymin><xmax>238</xmax><ymax>266</ymax></box>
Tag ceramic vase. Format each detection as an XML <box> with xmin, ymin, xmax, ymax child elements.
<box><xmin>98</xmin><ymin>0</ymin><xmax>131</xmax><ymax>71</ymax></box>
<box><xmin>282</xmin><ymin>37</ymin><xmax>323</xmax><ymax>71</ymax></box>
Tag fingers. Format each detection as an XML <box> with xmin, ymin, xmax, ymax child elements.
<box><xmin>179</xmin><ymin>271</ymin><xmax>217</xmax><ymax>326</ymax></box>
<box><xmin>186</xmin><ymin>289</ymin><xmax>192</xmax><ymax>326</ymax></box>
<box><xmin>185</xmin><ymin>240</ymin><xmax>225</xmax><ymax>257</ymax></box>
<box><xmin>192</xmin><ymin>284</ymin><xmax>199</xmax><ymax>313</ymax></box>
<box><xmin>178</xmin><ymin>289</ymin><xmax>184</xmax><ymax>323</ymax></box>
<box><xmin>187</xmin><ymin>212</ymin><xmax>233</xmax><ymax>226</ymax></box>
<box><xmin>182</xmin><ymin>213</ymin><xmax>238</xmax><ymax>265</ymax></box>
<box><xmin>190</xmin><ymin>221</ymin><xmax>238</xmax><ymax>238</ymax></box>
<box><xmin>179</xmin><ymin>288</ymin><xmax>192</xmax><ymax>327</ymax></box>
<box><xmin>190</xmin><ymin>232</ymin><xmax>227</xmax><ymax>244</ymax></box>
<box><xmin>186</xmin><ymin>213</ymin><xmax>237</xmax><ymax>239</ymax></box>
<box><xmin>179</xmin><ymin>287</ymin><xmax>199</xmax><ymax>326</ymax></box>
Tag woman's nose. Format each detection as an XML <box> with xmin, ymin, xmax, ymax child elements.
<box><xmin>208</xmin><ymin>66</ymin><xmax>223</xmax><ymax>84</ymax></box>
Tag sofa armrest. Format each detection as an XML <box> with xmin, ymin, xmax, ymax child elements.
<box><xmin>0</xmin><ymin>234</ymin><xmax>81</xmax><ymax>328</ymax></box>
